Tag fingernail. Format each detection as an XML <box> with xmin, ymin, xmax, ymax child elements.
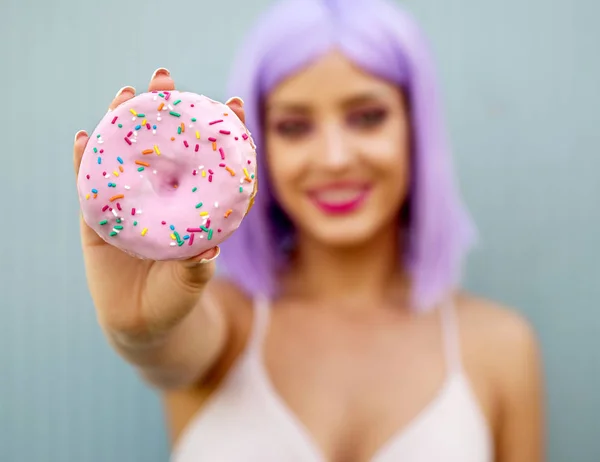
<box><xmin>74</xmin><ymin>130</ymin><xmax>88</xmax><ymax>143</ymax></box>
<box><xmin>225</xmin><ymin>96</ymin><xmax>244</xmax><ymax>107</ymax></box>
<box><xmin>115</xmin><ymin>86</ymin><xmax>135</xmax><ymax>98</ymax></box>
<box><xmin>199</xmin><ymin>246</ymin><xmax>220</xmax><ymax>264</ymax></box>
<box><xmin>151</xmin><ymin>68</ymin><xmax>170</xmax><ymax>80</ymax></box>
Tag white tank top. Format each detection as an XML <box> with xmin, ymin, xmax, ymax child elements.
<box><xmin>171</xmin><ymin>296</ymin><xmax>493</xmax><ymax>461</ymax></box>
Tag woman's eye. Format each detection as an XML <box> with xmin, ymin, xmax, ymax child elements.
<box><xmin>348</xmin><ymin>108</ymin><xmax>388</xmax><ymax>128</ymax></box>
<box><xmin>274</xmin><ymin>120</ymin><xmax>312</xmax><ymax>138</ymax></box>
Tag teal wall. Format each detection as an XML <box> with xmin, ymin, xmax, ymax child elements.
<box><xmin>1</xmin><ymin>0</ymin><xmax>598</xmax><ymax>460</ymax></box>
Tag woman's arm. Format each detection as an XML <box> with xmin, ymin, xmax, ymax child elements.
<box><xmin>496</xmin><ymin>315</ymin><xmax>545</xmax><ymax>462</ymax></box>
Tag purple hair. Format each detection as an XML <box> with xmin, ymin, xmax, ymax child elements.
<box><xmin>219</xmin><ymin>0</ymin><xmax>476</xmax><ymax>311</ymax></box>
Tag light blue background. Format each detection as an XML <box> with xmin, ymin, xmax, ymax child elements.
<box><xmin>1</xmin><ymin>0</ymin><xmax>598</xmax><ymax>461</ymax></box>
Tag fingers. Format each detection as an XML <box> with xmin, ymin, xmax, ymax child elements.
<box><xmin>109</xmin><ymin>86</ymin><xmax>136</xmax><ymax>111</ymax></box>
<box><xmin>182</xmin><ymin>246</ymin><xmax>221</xmax><ymax>268</ymax></box>
<box><xmin>148</xmin><ymin>68</ymin><xmax>175</xmax><ymax>93</ymax></box>
<box><xmin>225</xmin><ymin>97</ymin><xmax>245</xmax><ymax>124</ymax></box>
<box><xmin>73</xmin><ymin>130</ymin><xmax>89</xmax><ymax>176</ymax></box>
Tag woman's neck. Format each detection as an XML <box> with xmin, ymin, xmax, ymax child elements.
<box><xmin>283</xmin><ymin>225</ymin><xmax>410</xmax><ymax>309</ymax></box>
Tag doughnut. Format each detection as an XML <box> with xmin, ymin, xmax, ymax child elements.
<box><xmin>77</xmin><ymin>90</ymin><xmax>257</xmax><ymax>260</ymax></box>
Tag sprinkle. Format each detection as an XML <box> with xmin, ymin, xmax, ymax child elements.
<box><xmin>209</xmin><ymin>120</ymin><xmax>223</xmax><ymax>125</ymax></box>
<box><xmin>174</xmin><ymin>231</ymin><xmax>182</xmax><ymax>241</ymax></box>
<box><xmin>239</xmin><ymin>186</ymin><xmax>243</xmax><ymax>193</ymax></box>
<box><xmin>135</xmin><ymin>160</ymin><xmax>150</xmax><ymax>167</ymax></box>
<box><xmin>154</xmin><ymin>145</ymin><xmax>161</xmax><ymax>155</ymax></box>
<box><xmin>133</xmin><ymin>221</ymin><xmax>138</xmax><ymax>226</ymax></box>
<box><xmin>208</xmin><ymin>169</ymin><xmax>214</xmax><ymax>174</ymax></box>
<box><xmin>195</xmin><ymin>144</ymin><xmax>199</xmax><ymax>152</ymax></box>
<box><xmin>119</xmin><ymin>166</ymin><xmax>124</xmax><ymax>173</ymax></box>
<box><xmin>141</xmin><ymin>119</ymin><xmax>147</xmax><ymax>126</ymax></box>
<box><xmin>219</xmin><ymin>130</ymin><xmax>231</xmax><ymax>135</ymax></box>
<box><xmin>85</xmin><ymin>193</ymin><xmax>90</xmax><ymax>200</ymax></box>
<box><xmin>208</xmin><ymin>175</ymin><xmax>213</xmax><ymax>182</ymax></box>
<box><xmin>177</xmin><ymin>126</ymin><xmax>181</xmax><ymax>135</ymax></box>
<box><xmin>191</xmin><ymin>117</ymin><xmax>197</xmax><ymax>122</ymax></box>
<box><xmin>124</xmin><ymin>137</ymin><xmax>132</xmax><ymax>145</ymax></box>
<box><xmin>242</xmin><ymin>134</ymin><xmax>249</xmax><ymax>140</ymax></box>
<box><xmin>116</xmin><ymin>218</ymin><xmax>122</xmax><ymax>223</ymax></box>
<box><xmin>208</xmin><ymin>229</ymin><xmax>214</xmax><ymax>240</ymax></box>
<box><xmin>219</xmin><ymin>148</ymin><xmax>226</xmax><ymax>160</ymax></box>
<box><xmin>110</xmin><ymin>231</ymin><xmax>118</xmax><ymax>237</ymax></box>
<box><xmin>196</xmin><ymin>131</ymin><xmax>200</xmax><ymax>139</ymax></box>
<box><xmin>243</xmin><ymin>168</ymin><xmax>251</xmax><ymax>180</ymax></box>
<box><xmin>141</xmin><ymin>228</ymin><xmax>148</xmax><ymax>236</ymax></box>
<box><xmin>181</xmin><ymin>123</ymin><xmax>185</xmax><ymax>133</ymax></box>
<box><xmin>137</xmin><ymin>167</ymin><xmax>145</xmax><ymax>172</ymax></box>
<box><xmin>113</xmin><ymin>171</ymin><xmax>119</xmax><ymax>177</ymax></box>
<box><xmin>111</xmin><ymin>116</ymin><xmax>118</xmax><ymax>124</ymax></box>
<box><xmin>131</xmin><ymin>208</ymin><xmax>136</xmax><ymax>216</ymax></box>
<box><xmin>109</xmin><ymin>194</ymin><xmax>124</xmax><ymax>202</ymax></box>
<box><xmin>184</xmin><ymin>140</ymin><xmax>189</xmax><ymax>148</ymax></box>
<box><xmin>158</xmin><ymin>103</ymin><xmax>164</xmax><ymax>111</ymax></box>
<box><xmin>193</xmin><ymin>170</ymin><xmax>197</xmax><ymax>176</ymax></box>
<box><xmin>111</xmin><ymin>209</ymin><xmax>118</xmax><ymax>217</ymax></box>
<box><xmin>212</xmin><ymin>142</ymin><xmax>217</xmax><ymax>151</ymax></box>
<box><xmin>192</xmin><ymin>187</ymin><xmax>197</xmax><ymax>192</ymax></box>
<box><xmin>202</xmin><ymin>170</ymin><xmax>206</xmax><ymax>178</ymax></box>
<box><xmin>127</xmin><ymin>131</ymin><xmax>133</xmax><ymax>137</ymax></box>
<box><xmin>117</xmin><ymin>157</ymin><xmax>124</xmax><ymax>164</ymax></box>
<box><xmin>164</xmin><ymin>92</ymin><xmax>171</xmax><ymax>100</ymax></box>
<box><xmin>93</xmin><ymin>147</ymin><xmax>98</xmax><ymax>154</ymax></box>
<box><xmin>187</xmin><ymin>228</ymin><xmax>202</xmax><ymax>233</ymax></box>
<box><xmin>189</xmin><ymin>233</ymin><xmax>195</xmax><ymax>246</ymax></box>
<box><xmin>142</xmin><ymin>149</ymin><xmax>153</xmax><ymax>155</ymax></box>
<box><xmin>170</xmin><ymin>225</ymin><xmax>175</xmax><ymax>231</ymax></box>
<box><xmin>99</xmin><ymin>219</ymin><xmax>108</xmax><ymax>225</ymax></box>
<box><xmin>114</xmin><ymin>225</ymin><xmax>124</xmax><ymax>230</ymax></box>
<box><xmin>206</xmin><ymin>219</ymin><xmax>211</xmax><ymax>228</ymax></box>
<box><xmin>214</xmin><ymin>202</ymin><xmax>219</xmax><ymax>208</ymax></box>
<box><xmin>208</xmin><ymin>137</ymin><xmax>217</xmax><ymax>142</ymax></box>
<box><xmin>170</xmin><ymin>233</ymin><xmax>176</xmax><ymax>240</ymax></box>
<box><xmin>92</xmin><ymin>188</ymin><xmax>98</xmax><ymax>194</ymax></box>
<box><xmin>116</xmin><ymin>202</ymin><xmax>122</xmax><ymax>211</ymax></box>
<box><xmin>199</xmin><ymin>211</ymin><xmax>209</xmax><ymax>216</ymax></box>
<box><xmin>86</xmin><ymin>175</ymin><xmax>90</xmax><ymax>179</ymax></box>
<box><xmin>174</xmin><ymin>99</ymin><xmax>181</xmax><ymax>105</ymax></box>
<box><xmin>146</xmin><ymin>123</ymin><xmax>151</xmax><ymax>130</ymax></box>
<box><xmin>118</xmin><ymin>124</ymin><xmax>123</xmax><ymax>128</ymax></box>
<box><xmin>225</xmin><ymin>166</ymin><xmax>235</xmax><ymax>176</ymax></box>
<box><xmin>169</xmin><ymin>111</ymin><xmax>181</xmax><ymax>117</ymax></box>
<box><xmin>135</xmin><ymin>125</ymin><xmax>141</xmax><ymax>130</ymax></box>
<box><xmin>224</xmin><ymin>209</ymin><xmax>232</xmax><ymax>218</ymax></box>
<box><xmin>102</xmin><ymin>205</ymin><xmax>109</xmax><ymax>212</ymax></box>
<box><xmin>159</xmin><ymin>92</ymin><xmax>164</xmax><ymax>98</ymax></box>
<box><xmin>130</xmin><ymin>109</ymin><xmax>137</xmax><ymax>116</ymax></box>
<box><xmin>200</xmin><ymin>226</ymin><xmax>210</xmax><ymax>233</ymax></box>
<box><xmin>124</xmin><ymin>185</ymin><xmax>131</xmax><ymax>190</ymax></box>
<box><xmin>137</xmin><ymin>113</ymin><xmax>146</xmax><ymax>118</ymax></box>
<box><xmin>195</xmin><ymin>202</ymin><xmax>203</xmax><ymax>209</ymax></box>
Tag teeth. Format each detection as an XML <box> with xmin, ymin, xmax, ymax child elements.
<box><xmin>313</xmin><ymin>189</ymin><xmax>363</xmax><ymax>203</ymax></box>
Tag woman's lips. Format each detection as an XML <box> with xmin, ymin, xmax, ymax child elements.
<box><xmin>308</xmin><ymin>183</ymin><xmax>371</xmax><ymax>215</ymax></box>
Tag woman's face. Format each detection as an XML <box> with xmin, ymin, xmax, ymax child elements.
<box><xmin>264</xmin><ymin>51</ymin><xmax>410</xmax><ymax>247</ymax></box>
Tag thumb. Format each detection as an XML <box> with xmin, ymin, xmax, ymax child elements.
<box><xmin>176</xmin><ymin>246</ymin><xmax>221</xmax><ymax>287</ymax></box>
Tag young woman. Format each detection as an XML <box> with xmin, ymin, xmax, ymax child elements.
<box><xmin>73</xmin><ymin>0</ymin><xmax>544</xmax><ymax>460</ymax></box>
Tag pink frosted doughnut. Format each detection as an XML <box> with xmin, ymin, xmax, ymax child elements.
<box><xmin>77</xmin><ymin>91</ymin><xmax>257</xmax><ymax>260</ymax></box>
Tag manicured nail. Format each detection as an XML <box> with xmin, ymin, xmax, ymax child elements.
<box><xmin>225</xmin><ymin>96</ymin><xmax>244</xmax><ymax>107</ymax></box>
<box><xmin>74</xmin><ymin>130</ymin><xmax>88</xmax><ymax>143</ymax></box>
<box><xmin>115</xmin><ymin>86</ymin><xmax>135</xmax><ymax>98</ymax></box>
<box><xmin>199</xmin><ymin>246</ymin><xmax>220</xmax><ymax>264</ymax></box>
<box><xmin>151</xmin><ymin>68</ymin><xmax>170</xmax><ymax>80</ymax></box>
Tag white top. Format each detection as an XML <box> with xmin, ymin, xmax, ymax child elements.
<box><xmin>171</xmin><ymin>296</ymin><xmax>493</xmax><ymax>461</ymax></box>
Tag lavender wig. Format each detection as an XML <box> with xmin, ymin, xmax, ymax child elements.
<box><xmin>219</xmin><ymin>0</ymin><xmax>476</xmax><ymax>311</ymax></box>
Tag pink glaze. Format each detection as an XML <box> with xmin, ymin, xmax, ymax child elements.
<box><xmin>77</xmin><ymin>91</ymin><xmax>257</xmax><ymax>260</ymax></box>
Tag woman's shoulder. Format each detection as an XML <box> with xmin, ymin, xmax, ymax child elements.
<box><xmin>454</xmin><ymin>292</ymin><xmax>543</xmax><ymax>395</ymax></box>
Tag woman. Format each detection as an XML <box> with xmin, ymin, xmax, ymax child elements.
<box><xmin>73</xmin><ymin>0</ymin><xmax>544</xmax><ymax>460</ymax></box>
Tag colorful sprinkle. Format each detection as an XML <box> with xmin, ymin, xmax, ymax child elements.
<box><xmin>154</xmin><ymin>145</ymin><xmax>161</xmax><ymax>155</ymax></box>
<box><xmin>135</xmin><ymin>160</ymin><xmax>150</xmax><ymax>167</ymax></box>
<box><xmin>195</xmin><ymin>202</ymin><xmax>203</xmax><ymax>209</ymax></box>
<box><xmin>117</xmin><ymin>157</ymin><xmax>124</xmax><ymax>164</ymax></box>
<box><xmin>141</xmin><ymin>228</ymin><xmax>148</xmax><ymax>236</ymax></box>
<box><xmin>209</xmin><ymin>120</ymin><xmax>223</xmax><ymax>125</ymax></box>
<box><xmin>109</xmin><ymin>194</ymin><xmax>124</xmax><ymax>202</ymax></box>
<box><xmin>169</xmin><ymin>111</ymin><xmax>181</xmax><ymax>117</ymax></box>
<box><xmin>111</xmin><ymin>116</ymin><xmax>118</xmax><ymax>124</ymax></box>
<box><xmin>99</xmin><ymin>219</ymin><xmax>108</xmax><ymax>225</ymax></box>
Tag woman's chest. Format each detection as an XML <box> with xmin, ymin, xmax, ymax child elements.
<box><xmin>260</xmin><ymin>309</ymin><xmax>494</xmax><ymax>461</ymax></box>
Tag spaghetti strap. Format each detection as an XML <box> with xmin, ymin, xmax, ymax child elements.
<box><xmin>439</xmin><ymin>296</ymin><xmax>463</xmax><ymax>375</ymax></box>
<box><xmin>247</xmin><ymin>294</ymin><xmax>272</xmax><ymax>355</ymax></box>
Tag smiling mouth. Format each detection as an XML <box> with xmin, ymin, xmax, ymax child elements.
<box><xmin>308</xmin><ymin>185</ymin><xmax>371</xmax><ymax>215</ymax></box>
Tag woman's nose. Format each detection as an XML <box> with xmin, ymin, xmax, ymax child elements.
<box><xmin>315</xmin><ymin>123</ymin><xmax>353</xmax><ymax>171</ymax></box>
